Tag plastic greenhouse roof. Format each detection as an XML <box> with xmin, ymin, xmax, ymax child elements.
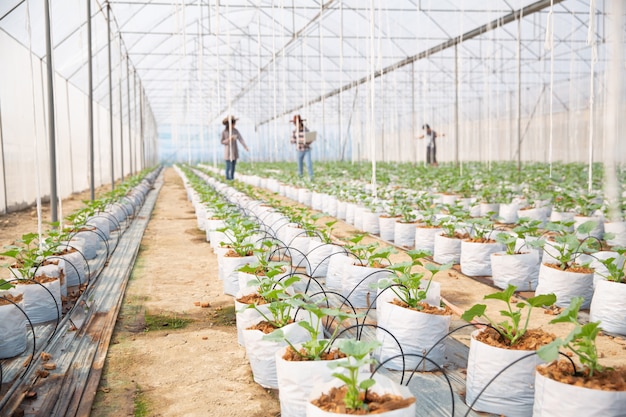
<box><xmin>0</xmin><ymin>0</ymin><xmax>617</xmax><ymax>129</ymax></box>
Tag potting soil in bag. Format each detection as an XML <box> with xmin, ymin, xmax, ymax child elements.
<box><xmin>234</xmin><ymin>294</ymin><xmax>272</xmax><ymax>347</ymax></box>
<box><xmin>306</xmin><ymin>373</ymin><xmax>416</xmax><ymax>417</ymax></box>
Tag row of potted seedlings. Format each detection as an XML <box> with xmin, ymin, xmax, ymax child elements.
<box><xmin>0</xmin><ymin>169</ymin><xmax>159</xmax><ymax>370</ymax></box>
<box><xmin>200</xmin><ymin>162</ymin><xmax>626</xmax><ymax>416</ymax></box>
<box><xmin>178</xmin><ymin>165</ymin><xmax>425</xmax><ymax>416</ymax></box>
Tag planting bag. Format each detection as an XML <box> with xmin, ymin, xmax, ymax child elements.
<box><xmin>311</xmin><ymin>192</ymin><xmax>324</xmax><ymax>211</ymax></box>
<box><xmin>353</xmin><ymin>206</ymin><xmax>365</xmax><ymax>231</ymax></box>
<box><xmin>491</xmin><ymin>251</ymin><xmax>540</xmax><ymax>291</ymax></box>
<box><xmin>243</xmin><ymin>320</ymin><xmax>311</xmax><ymax>389</ymax></box>
<box><xmin>275</xmin><ymin>341</ymin><xmax>347</xmax><ymax>417</ymax></box>
<box><xmin>289</xmin><ymin>236</ymin><xmax>319</xmax><ymax>269</ymax></box>
<box><xmin>394</xmin><ymin>222</ymin><xmax>416</xmax><ymax>249</ymax></box>
<box><xmin>574</xmin><ymin>215</ymin><xmax>604</xmax><ymax>240</ymax></box>
<box><xmin>60</xmin><ymin>250</ymin><xmax>86</xmax><ymax>287</ymax></box>
<box><xmin>433</xmin><ymin>234</ymin><xmax>462</xmax><ymax>265</ymax></box>
<box><xmin>298</xmin><ymin>189</ymin><xmax>312</xmax><ymax>206</ymax></box>
<box><xmin>414</xmin><ymin>226</ymin><xmax>441</xmax><ymax>253</ymax></box>
<box><xmin>306</xmin><ymin>242</ymin><xmax>344</xmax><ymax>278</ymax></box>
<box><xmin>518</xmin><ymin>207</ymin><xmax>549</xmax><ymax>227</ymax></box>
<box><xmin>579</xmin><ymin>251</ymin><xmax>625</xmax><ymax>288</ymax></box>
<box><xmin>362</xmin><ymin>211</ymin><xmax>380</xmax><ymax>235</ymax></box>
<box><xmin>533</xmin><ymin>370</ymin><xmax>626</xmax><ymax>417</ymax></box>
<box><xmin>306</xmin><ymin>374</ymin><xmax>416</xmax><ymax>417</ymax></box>
<box><xmin>322</xmin><ymin>196</ymin><xmax>338</xmax><ymax>217</ymax></box>
<box><xmin>535</xmin><ymin>263</ymin><xmax>594</xmax><ymax>309</ymax></box>
<box><xmin>498</xmin><ymin>202</ymin><xmax>519</xmax><ymax>224</ymax></box>
<box><xmin>336</xmin><ymin>201</ymin><xmax>347</xmax><ymax>220</ymax></box>
<box><xmin>74</xmin><ymin>229</ymin><xmax>101</xmax><ymax>259</ymax></box>
<box><xmin>87</xmin><ymin>215</ymin><xmax>111</xmax><ymax>240</ymax></box>
<box><xmin>378</xmin><ymin>216</ymin><xmax>397</xmax><ymax>242</ymax></box>
<box><xmin>345</xmin><ymin>203</ymin><xmax>356</xmax><ymax>225</ymax></box>
<box><xmin>466</xmin><ymin>330</ymin><xmax>543</xmax><ymax>417</ymax></box>
<box><xmin>376</xmin><ymin>301</ymin><xmax>450</xmax><ymax>371</ymax></box>
<box><xmin>589</xmin><ymin>279</ymin><xmax>626</xmax><ymax>335</ymax></box>
<box><xmin>36</xmin><ymin>262</ymin><xmax>66</xmax><ymax>297</ymax></box>
<box><xmin>222</xmin><ymin>255</ymin><xmax>256</xmax><ymax>296</ymax></box>
<box><xmin>342</xmin><ymin>264</ymin><xmax>392</xmax><ymax>309</ymax></box>
<box><xmin>16</xmin><ymin>279</ymin><xmax>62</xmax><ymax>324</ymax></box>
<box><xmin>604</xmin><ymin>221</ymin><xmax>626</xmax><ymax>247</ymax></box>
<box><xmin>235</xmin><ymin>296</ymin><xmax>272</xmax><ymax>346</ymax></box>
<box><xmin>325</xmin><ymin>254</ymin><xmax>354</xmax><ymax>292</ymax></box>
<box><xmin>0</xmin><ymin>293</ymin><xmax>28</xmax><ymax>359</ymax></box>
<box><xmin>460</xmin><ymin>241</ymin><xmax>502</xmax><ymax>277</ymax></box>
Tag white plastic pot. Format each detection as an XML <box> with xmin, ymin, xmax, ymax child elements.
<box><xmin>15</xmin><ymin>278</ymin><xmax>62</xmax><ymax>324</ymax></box>
<box><xmin>460</xmin><ymin>240</ymin><xmax>503</xmax><ymax>277</ymax></box>
<box><xmin>490</xmin><ymin>251</ymin><xmax>540</xmax><ymax>291</ymax></box>
<box><xmin>433</xmin><ymin>233</ymin><xmax>462</xmax><ymax>265</ymax></box>
<box><xmin>466</xmin><ymin>329</ymin><xmax>544</xmax><ymax>417</ymax></box>
<box><xmin>306</xmin><ymin>242</ymin><xmax>344</xmax><ymax>278</ymax></box>
<box><xmin>222</xmin><ymin>254</ymin><xmax>256</xmax><ymax>296</ymax></box>
<box><xmin>234</xmin><ymin>294</ymin><xmax>271</xmax><ymax>346</ymax></box>
<box><xmin>535</xmin><ymin>263</ymin><xmax>594</xmax><ymax>309</ymax></box>
<box><xmin>498</xmin><ymin>202</ymin><xmax>519</xmax><ymax>224</ymax></box>
<box><xmin>243</xmin><ymin>320</ymin><xmax>312</xmax><ymax>389</ymax></box>
<box><xmin>0</xmin><ymin>292</ymin><xmax>28</xmax><ymax>359</ymax></box>
<box><xmin>414</xmin><ymin>225</ymin><xmax>442</xmax><ymax>254</ymax></box>
<box><xmin>376</xmin><ymin>300</ymin><xmax>450</xmax><ymax>372</ymax></box>
<box><xmin>325</xmin><ymin>253</ymin><xmax>354</xmax><ymax>292</ymax></box>
<box><xmin>378</xmin><ymin>215</ymin><xmax>398</xmax><ymax>242</ymax></box>
<box><xmin>394</xmin><ymin>222</ymin><xmax>416</xmax><ymax>249</ymax></box>
<box><xmin>604</xmin><ymin>221</ymin><xmax>626</xmax><ymax>247</ymax></box>
<box><xmin>342</xmin><ymin>264</ymin><xmax>392</xmax><ymax>309</ymax></box>
<box><xmin>60</xmin><ymin>249</ymin><xmax>86</xmax><ymax>287</ymax></box>
<box><xmin>589</xmin><ymin>279</ymin><xmax>626</xmax><ymax>335</ymax></box>
<box><xmin>362</xmin><ymin>210</ymin><xmax>380</xmax><ymax>235</ymax></box>
<box><xmin>533</xmin><ymin>367</ymin><xmax>626</xmax><ymax>416</ymax></box>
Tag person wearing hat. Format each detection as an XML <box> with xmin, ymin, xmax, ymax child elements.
<box><xmin>290</xmin><ymin>114</ymin><xmax>313</xmax><ymax>180</ymax></box>
<box><xmin>221</xmin><ymin>115</ymin><xmax>249</xmax><ymax>180</ymax></box>
<box><xmin>417</xmin><ymin>123</ymin><xmax>444</xmax><ymax>166</ymax></box>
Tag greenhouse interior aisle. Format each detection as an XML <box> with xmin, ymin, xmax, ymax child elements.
<box><xmin>90</xmin><ymin>168</ymin><xmax>280</xmax><ymax>417</ymax></box>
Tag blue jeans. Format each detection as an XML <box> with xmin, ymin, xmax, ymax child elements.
<box><xmin>225</xmin><ymin>160</ymin><xmax>237</xmax><ymax>180</ymax></box>
<box><xmin>297</xmin><ymin>149</ymin><xmax>313</xmax><ymax>179</ymax></box>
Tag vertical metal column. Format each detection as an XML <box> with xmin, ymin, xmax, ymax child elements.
<box><xmin>517</xmin><ymin>17</ymin><xmax>522</xmax><ymax>173</ymax></box>
<box><xmin>140</xmin><ymin>88</ymin><xmax>145</xmax><ymax>170</ymax></box>
<box><xmin>0</xmin><ymin>95</ymin><xmax>8</xmax><ymax>214</ymax></box>
<box><xmin>454</xmin><ymin>44</ymin><xmax>460</xmax><ymax>166</ymax></box>
<box><xmin>119</xmin><ymin>44</ymin><xmax>124</xmax><ymax>182</ymax></box>
<box><xmin>44</xmin><ymin>0</ymin><xmax>58</xmax><ymax>223</ymax></box>
<box><xmin>411</xmin><ymin>61</ymin><xmax>415</xmax><ymax>164</ymax></box>
<box><xmin>127</xmin><ymin>56</ymin><xmax>132</xmax><ymax>176</ymax></box>
<box><xmin>107</xmin><ymin>1</ymin><xmax>114</xmax><ymax>190</ymax></box>
<box><xmin>87</xmin><ymin>0</ymin><xmax>95</xmax><ymax>200</ymax></box>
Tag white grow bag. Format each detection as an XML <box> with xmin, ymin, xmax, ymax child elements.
<box><xmin>16</xmin><ymin>279</ymin><xmax>62</xmax><ymax>324</ymax></box>
<box><xmin>221</xmin><ymin>255</ymin><xmax>256</xmax><ymax>296</ymax></box>
<box><xmin>342</xmin><ymin>264</ymin><xmax>392</xmax><ymax>309</ymax></box>
<box><xmin>433</xmin><ymin>234</ymin><xmax>462</xmax><ymax>265</ymax></box>
<box><xmin>535</xmin><ymin>263</ymin><xmax>594</xmax><ymax>309</ymax></box>
<box><xmin>0</xmin><ymin>291</ymin><xmax>28</xmax><ymax>359</ymax></box>
<box><xmin>414</xmin><ymin>226</ymin><xmax>442</xmax><ymax>254</ymax></box>
<box><xmin>589</xmin><ymin>279</ymin><xmax>626</xmax><ymax>336</ymax></box>
<box><xmin>378</xmin><ymin>216</ymin><xmax>398</xmax><ymax>242</ymax></box>
<box><xmin>306</xmin><ymin>242</ymin><xmax>344</xmax><ymax>278</ymax></box>
<box><xmin>491</xmin><ymin>251</ymin><xmax>540</xmax><ymax>291</ymax></box>
<box><xmin>394</xmin><ymin>222</ymin><xmax>416</xmax><ymax>249</ymax></box>
<box><xmin>466</xmin><ymin>329</ymin><xmax>544</xmax><ymax>417</ymax></box>
<box><xmin>460</xmin><ymin>241</ymin><xmax>503</xmax><ymax>277</ymax></box>
<box><xmin>325</xmin><ymin>253</ymin><xmax>354</xmax><ymax>292</ymax></box>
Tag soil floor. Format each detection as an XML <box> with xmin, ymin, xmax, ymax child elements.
<box><xmin>1</xmin><ymin>167</ymin><xmax>626</xmax><ymax>417</ymax></box>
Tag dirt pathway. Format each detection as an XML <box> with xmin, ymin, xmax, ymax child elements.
<box><xmin>90</xmin><ymin>168</ymin><xmax>280</xmax><ymax>417</ymax></box>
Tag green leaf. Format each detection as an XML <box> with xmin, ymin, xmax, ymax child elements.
<box><xmin>526</xmin><ymin>293</ymin><xmax>557</xmax><ymax>308</ymax></box>
<box><xmin>576</xmin><ymin>220</ymin><xmax>596</xmax><ymax>236</ymax></box>
<box><xmin>549</xmin><ymin>297</ymin><xmax>583</xmax><ymax>324</ymax></box>
<box><xmin>461</xmin><ymin>304</ymin><xmax>486</xmax><ymax>322</ymax></box>
<box><xmin>484</xmin><ymin>284</ymin><xmax>516</xmax><ymax>303</ymax></box>
<box><xmin>537</xmin><ymin>338</ymin><xmax>566</xmax><ymax>362</ymax></box>
<box><xmin>359</xmin><ymin>378</ymin><xmax>376</xmax><ymax>391</ymax></box>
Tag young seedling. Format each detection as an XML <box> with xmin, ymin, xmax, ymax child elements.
<box><xmin>540</xmin><ymin>220</ymin><xmax>600</xmax><ymax>270</ymax></box>
<box><xmin>495</xmin><ymin>232</ymin><xmax>518</xmax><ymax>255</ymax></box>
<box><xmin>381</xmin><ymin>250</ymin><xmax>452</xmax><ymax>309</ymax></box>
<box><xmin>537</xmin><ymin>297</ymin><xmax>604</xmax><ymax>376</ymax></box>
<box><xmin>263</xmin><ymin>296</ymin><xmax>363</xmax><ymax>360</ymax></box>
<box><xmin>328</xmin><ymin>339</ymin><xmax>381</xmax><ymax>411</ymax></box>
<box><xmin>461</xmin><ymin>284</ymin><xmax>556</xmax><ymax>346</ymax></box>
<box><xmin>594</xmin><ymin>248</ymin><xmax>626</xmax><ymax>283</ymax></box>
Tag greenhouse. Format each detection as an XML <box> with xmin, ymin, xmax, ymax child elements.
<box><xmin>0</xmin><ymin>1</ymin><xmax>625</xmax><ymax>416</ymax></box>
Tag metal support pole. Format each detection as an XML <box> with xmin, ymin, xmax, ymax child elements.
<box><xmin>140</xmin><ymin>88</ymin><xmax>145</xmax><ymax>170</ymax></box>
<box><xmin>127</xmin><ymin>56</ymin><xmax>132</xmax><ymax>176</ymax></box>
<box><xmin>454</xmin><ymin>44</ymin><xmax>460</xmax><ymax>166</ymax></box>
<box><xmin>411</xmin><ymin>61</ymin><xmax>415</xmax><ymax>164</ymax></box>
<box><xmin>517</xmin><ymin>17</ymin><xmax>522</xmax><ymax>173</ymax></box>
<box><xmin>44</xmin><ymin>0</ymin><xmax>58</xmax><ymax>223</ymax></box>
<box><xmin>107</xmin><ymin>2</ymin><xmax>114</xmax><ymax>190</ymax></box>
<box><xmin>119</xmin><ymin>44</ymin><xmax>124</xmax><ymax>182</ymax></box>
<box><xmin>87</xmin><ymin>0</ymin><xmax>94</xmax><ymax>200</ymax></box>
<box><xmin>0</xmin><ymin>94</ymin><xmax>8</xmax><ymax>214</ymax></box>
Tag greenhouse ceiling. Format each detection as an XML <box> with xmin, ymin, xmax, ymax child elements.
<box><xmin>0</xmin><ymin>0</ymin><xmax>616</xmax><ymax>129</ymax></box>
